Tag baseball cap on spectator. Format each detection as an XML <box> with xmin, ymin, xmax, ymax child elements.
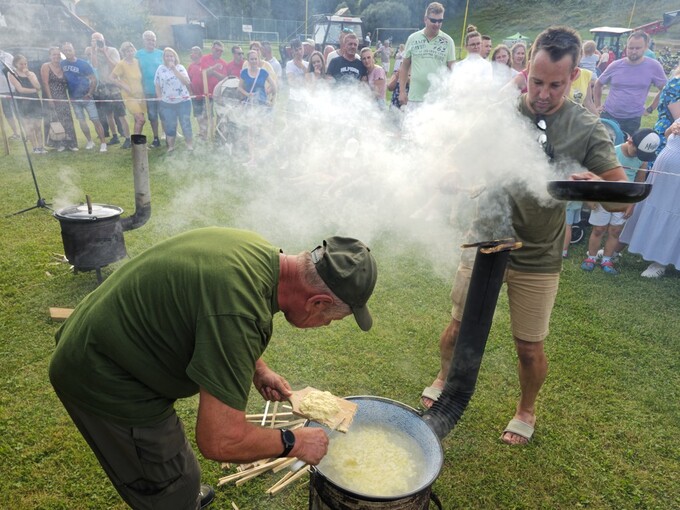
<box><xmin>630</xmin><ymin>128</ymin><xmax>661</xmax><ymax>161</ymax></box>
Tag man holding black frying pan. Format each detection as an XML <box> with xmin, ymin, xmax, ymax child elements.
<box><xmin>422</xmin><ymin>26</ymin><xmax>628</xmax><ymax>446</ymax></box>
<box><xmin>49</xmin><ymin>227</ymin><xmax>377</xmax><ymax>510</ymax></box>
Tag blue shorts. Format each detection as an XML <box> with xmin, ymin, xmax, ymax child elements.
<box><xmin>145</xmin><ymin>93</ymin><xmax>159</xmax><ymax>122</ymax></box>
<box><xmin>72</xmin><ymin>99</ymin><xmax>99</xmax><ymax>122</ymax></box>
<box><xmin>565</xmin><ymin>202</ymin><xmax>582</xmax><ymax>225</ymax></box>
<box><xmin>159</xmin><ymin>100</ymin><xmax>192</xmax><ymax>138</ymax></box>
<box><xmin>192</xmin><ymin>97</ymin><xmax>205</xmax><ymax>117</ymax></box>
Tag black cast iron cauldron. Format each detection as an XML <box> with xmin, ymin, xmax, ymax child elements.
<box><xmin>53</xmin><ymin>135</ymin><xmax>151</xmax><ymax>281</ymax></box>
<box><xmin>54</xmin><ymin>201</ymin><xmax>127</xmax><ymax>277</ymax></box>
<box><xmin>307</xmin><ymin>397</ymin><xmax>444</xmax><ymax>510</ymax></box>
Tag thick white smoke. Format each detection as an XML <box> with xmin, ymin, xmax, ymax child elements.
<box><xmin>152</xmin><ymin>68</ymin><xmax>568</xmax><ymax>276</ymax></box>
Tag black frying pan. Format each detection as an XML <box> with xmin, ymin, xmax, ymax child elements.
<box><xmin>547</xmin><ymin>180</ymin><xmax>652</xmax><ymax>203</ymax></box>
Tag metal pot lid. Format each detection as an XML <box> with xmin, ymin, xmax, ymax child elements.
<box><xmin>54</xmin><ymin>203</ymin><xmax>124</xmax><ymax>221</ymax></box>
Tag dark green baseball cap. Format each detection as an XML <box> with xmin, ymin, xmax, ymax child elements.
<box><xmin>311</xmin><ymin>236</ymin><xmax>377</xmax><ymax>331</ymax></box>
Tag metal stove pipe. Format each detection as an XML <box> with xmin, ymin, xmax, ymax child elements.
<box><xmin>422</xmin><ymin>239</ymin><xmax>520</xmax><ymax>440</ymax></box>
<box><xmin>120</xmin><ymin>134</ymin><xmax>151</xmax><ymax>232</ymax></box>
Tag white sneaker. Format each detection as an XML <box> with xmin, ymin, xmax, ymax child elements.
<box><xmin>641</xmin><ymin>262</ymin><xmax>666</xmax><ymax>278</ymax></box>
<box><xmin>57</xmin><ymin>146</ymin><xmax>66</xmax><ymax>152</ymax></box>
<box><xmin>99</xmin><ymin>143</ymin><xmax>107</xmax><ymax>153</ymax></box>
<box><xmin>85</xmin><ymin>141</ymin><xmax>95</xmax><ymax>150</ymax></box>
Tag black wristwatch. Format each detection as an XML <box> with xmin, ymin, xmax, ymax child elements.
<box><xmin>278</xmin><ymin>428</ymin><xmax>295</xmax><ymax>457</ymax></box>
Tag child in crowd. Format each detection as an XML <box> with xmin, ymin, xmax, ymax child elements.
<box><xmin>581</xmin><ymin>128</ymin><xmax>660</xmax><ymax>274</ymax></box>
<box><xmin>563</xmin><ymin>201</ymin><xmax>582</xmax><ymax>258</ymax></box>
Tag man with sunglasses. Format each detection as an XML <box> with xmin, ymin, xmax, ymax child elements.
<box><xmin>224</xmin><ymin>45</ymin><xmax>245</xmax><ymax>78</ymax></box>
<box><xmin>422</xmin><ymin>26</ymin><xmax>627</xmax><ymax>447</ymax></box>
<box><xmin>398</xmin><ymin>2</ymin><xmax>455</xmax><ymax>107</ymax></box>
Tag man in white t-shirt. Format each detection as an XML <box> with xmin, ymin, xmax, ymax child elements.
<box><xmin>285</xmin><ymin>39</ymin><xmax>308</xmax><ymax>111</ymax></box>
<box><xmin>262</xmin><ymin>42</ymin><xmax>282</xmax><ymax>81</ymax></box>
<box><xmin>452</xmin><ymin>29</ymin><xmax>492</xmax><ymax>84</ymax></box>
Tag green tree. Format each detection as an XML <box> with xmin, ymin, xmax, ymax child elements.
<box><xmin>361</xmin><ymin>1</ymin><xmax>411</xmax><ymax>35</ymax></box>
<box><xmin>76</xmin><ymin>0</ymin><xmax>151</xmax><ymax>48</ymax></box>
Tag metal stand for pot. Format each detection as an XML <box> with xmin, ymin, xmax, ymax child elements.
<box><xmin>1</xmin><ymin>60</ymin><xmax>51</xmax><ymax>217</ymax></box>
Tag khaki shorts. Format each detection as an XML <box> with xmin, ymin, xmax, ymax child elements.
<box><xmin>451</xmin><ymin>263</ymin><xmax>560</xmax><ymax>342</ymax></box>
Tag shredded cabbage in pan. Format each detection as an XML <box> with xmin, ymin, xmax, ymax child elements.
<box><xmin>318</xmin><ymin>424</ymin><xmax>426</xmax><ymax>497</ymax></box>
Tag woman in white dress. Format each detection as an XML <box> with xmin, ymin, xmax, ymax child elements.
<box><xmin>619</xmin><ymin>120</ymin><xmax>680</xmax><ymax>277</ymax></box>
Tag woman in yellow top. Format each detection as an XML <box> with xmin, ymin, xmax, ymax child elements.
<box><xmin>110</xmin><ymin>42</ymin><xmax>146</xmax><ymax>135</ymax></box>
<box><xmin>569</xmin><ymin>67</ymin><xmax>596</xmax><ymax>115</ymax></box>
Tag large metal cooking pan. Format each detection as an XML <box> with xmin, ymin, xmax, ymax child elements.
<box><xmin>547</xmin><ymin>180</ymin><xmax>651</xmax><ymax>203</ymax></box>
<box><xmin>307</xmin><ymin>396</ymin><xmax>443</xmax><ymax>502</ymax></box>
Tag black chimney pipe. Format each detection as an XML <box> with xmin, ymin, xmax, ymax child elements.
<box><xmin>422</xmin><ymin>239</ymin><xmax>520</xmax><ymax>440</ymax></box>
<box><xmin>120</xmin><ymin>134</ymin><xmax>151</xmax><ymax>232</ymax></box>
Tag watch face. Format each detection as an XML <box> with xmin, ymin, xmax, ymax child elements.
<box><xmin>282</xmin><ymin>429</ymin><xmax>295</xmax><ymax>447</ymax></box>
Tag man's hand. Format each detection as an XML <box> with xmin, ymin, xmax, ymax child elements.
<box><xmin>569</xmin><ymin>169</ymin><xmax>628</xmax><ymax>212</ymax></box>
<box><xmin>569</xmin><ymin>171</ymin><xmax>602</xmax><ymax>181</ymax></box>
<box><xmin>253</xmin><ymin>360</ymin><xmax>292</xmax><ymax>402</ymax></box>
<box><xmin>290</xmin><ymin>427</ymin><xmax>329</xmax><ymax>465</ymax></box>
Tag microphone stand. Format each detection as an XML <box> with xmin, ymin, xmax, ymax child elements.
<box><xmin>2</xmin><ymin>59</ymin><xmax>51</xmax><ymax>216</ymax></box>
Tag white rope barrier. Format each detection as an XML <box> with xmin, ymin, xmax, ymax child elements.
<box><xmin>0</xmin><ymin>93</ymin><xmax>198</xmax><ymax>103</ymax></box>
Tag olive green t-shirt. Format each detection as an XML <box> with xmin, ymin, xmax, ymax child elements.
<box><xmin>49</xmin><ymin>227</ymin><xmax>280</xmax><ymax>426</ymax></box>
<box><xmin>510</xmin><ymin>97</ymin><xmax>620</xmax><ymax>272</ymax></box>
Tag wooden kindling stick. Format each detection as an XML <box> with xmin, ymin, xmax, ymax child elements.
<box><xmin>269</xmin><ymin>401</ymin><xmax>279</xmax><ymax>428</ymax></box>
<box><xmin>245</xmin><ymin>411</ymin><xmax>294</xmax><ymax>420</ymax></box>
<box><xmin>217</xmin><ymin>457</ymin><xmax>289</xmax><ymax>486</ymax></box>
<box><xmin>272</xmin><ymin>457</ymin><xmax>298</xmax><ymax>473</ymax></box>
<box><xmin>267</xmin><ymin>465</ymin><xmax>310</xmax><ymax>495</ymax></box>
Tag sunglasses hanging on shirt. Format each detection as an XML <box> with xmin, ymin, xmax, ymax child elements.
<box><xmin>536</xmin><ymin>115</ymin><xmax>554</xmax><ymax>161</ymax></box>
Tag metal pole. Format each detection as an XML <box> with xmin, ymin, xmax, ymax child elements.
<box><xmin>459</xmin><ymin>0</ymin><xmax>470</xmax><ymax>60</ymax></box>
<box><xmin>305</xmin><ymin>0</ymin><xmax>309</xmax><ymax>38</ymax></box>
<box><xmin>628</xmin><ymin>0</ymin><xmax>637</xmax><ymax>28</ymax></box>
<box><xmin>0</xmin><ymin>98</ymin><xmax>8</xmax><ymax>155</ymax></box>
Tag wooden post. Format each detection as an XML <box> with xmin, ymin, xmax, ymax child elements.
<box><xmin>0</xmin><ymin>99</ymin><xmax>9</xmax><ymax>155</ymax></box>
<box><xmin>203</xmin><ymin>69</ymin><xmax>212</xmax><ymax>141</ymax></box>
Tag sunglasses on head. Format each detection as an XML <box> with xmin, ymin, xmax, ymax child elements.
<box><xmin>428</xmin><ymin>17</ymin><xmax>444</xmax><ymax>24</ymax></box>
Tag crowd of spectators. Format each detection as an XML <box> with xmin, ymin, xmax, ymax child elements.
<box><xmin>0</xmin><ymin>7</ymin><xmax>678</xmax><ymax>268</ymax></box>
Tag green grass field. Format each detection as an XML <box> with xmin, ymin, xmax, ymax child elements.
<box><xmin>1</xmin><ymin>59</ymin><xmax>679</xmax><ymax>510</ymax></box>
<box><xmin>2</xmin><ymin>126</ymin><xmax>679</xmax><ymax>509</ymax></box>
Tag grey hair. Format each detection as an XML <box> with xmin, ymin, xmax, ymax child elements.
<box><xmin>120</xmin><ymin>41</ymin><xmax>136</xmax><ymax>53</ymax></box>
<box><xmin>297</xmin><ymin>252</ymin><xmax>351</xmax><ymax>318</ymax></box>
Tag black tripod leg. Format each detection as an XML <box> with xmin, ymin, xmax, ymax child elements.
<box><xmin>4</xmin><ymin>70</ymin><xmax>50</xmax><ymax>216</ymax></box>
